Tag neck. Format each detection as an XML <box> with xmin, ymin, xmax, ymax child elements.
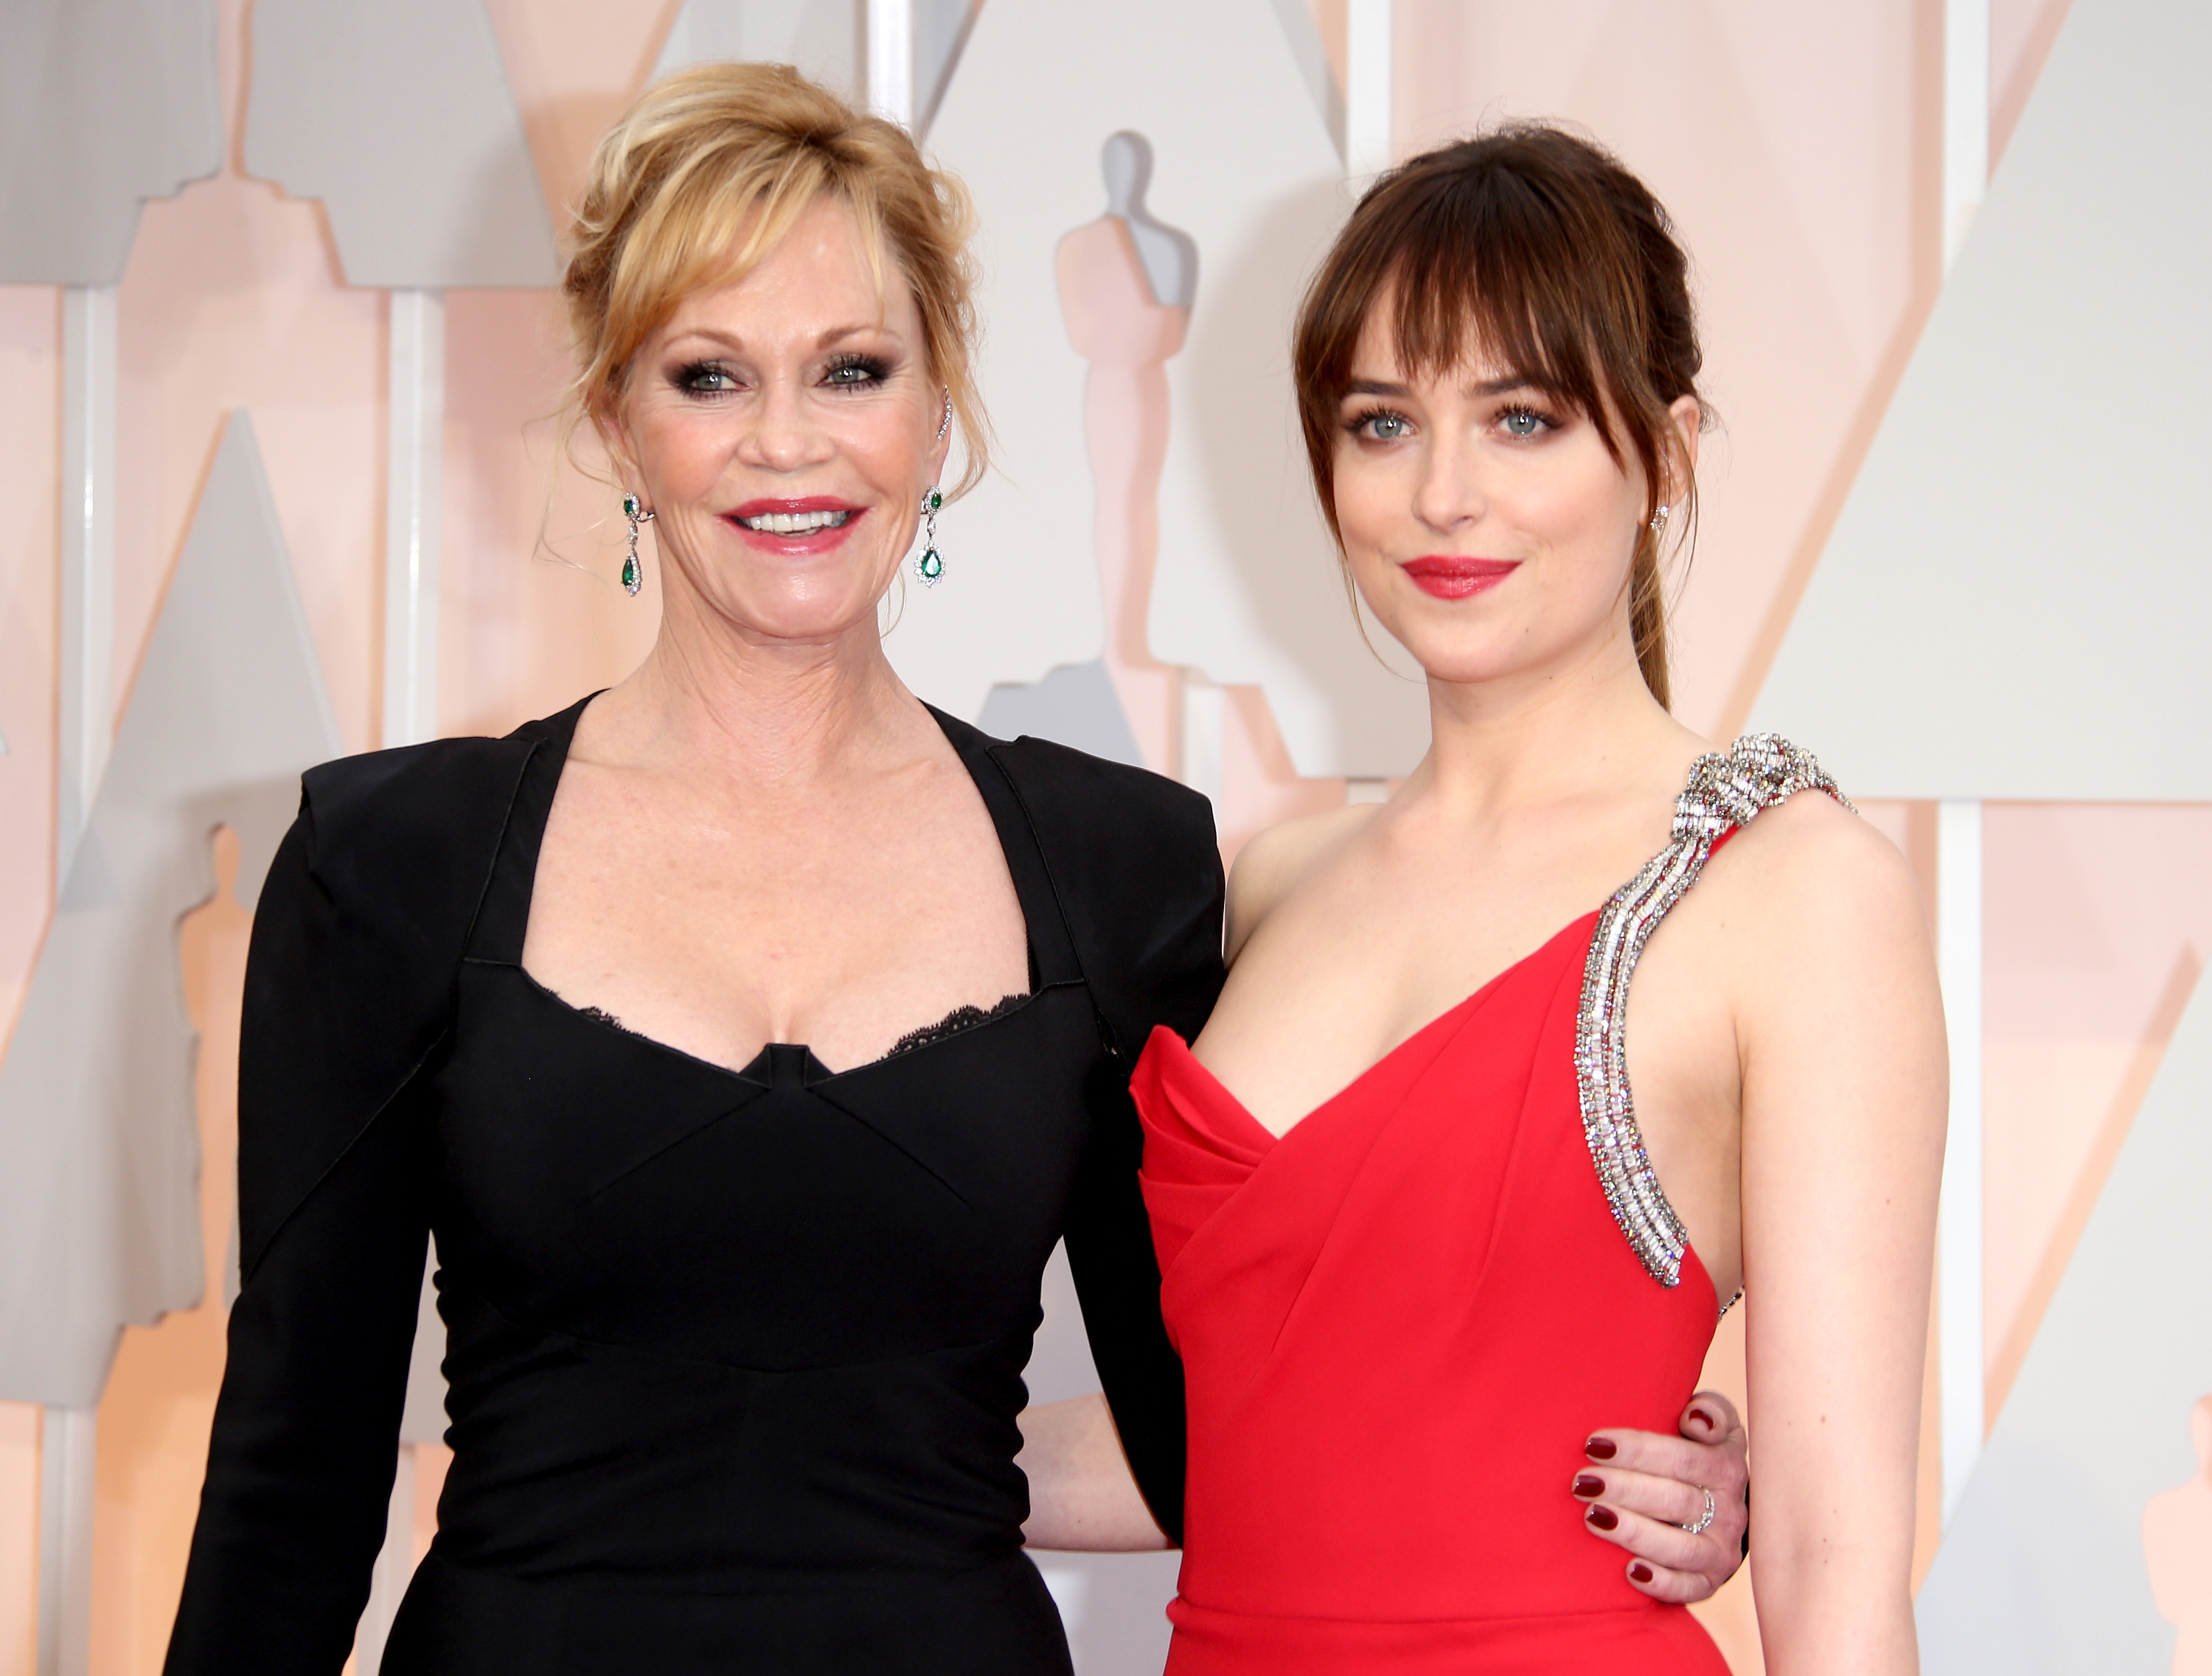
<box><xmin>1406</xmin><ymin>621</ymin><xmax>1696</xmax><ymax>818</ymax></box>
<box><xmin>594</xmin><ymin>586</ymin><xmax>924</xmax><ymax>787</ymax></box>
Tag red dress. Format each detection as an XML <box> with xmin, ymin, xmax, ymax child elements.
<box><xmin>1130</xmin><ymin>739</ymin><xmax>1842</xmax><ymax>1674</ymax></box>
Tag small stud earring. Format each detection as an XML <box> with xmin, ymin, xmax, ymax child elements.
<box><xmin>1647</xmin><ymin>502</ymin><xmax>1671</xmax><ymax>535</ymax></box>
<box><xmin>915</xmin><ymin>487</ymin><xmax>945</xmax><ymax>586</ymax></box>
<box><xmin>622</xmin><ymin>493</ymin><xmax>653</xmax><ymax>596</ymax></box>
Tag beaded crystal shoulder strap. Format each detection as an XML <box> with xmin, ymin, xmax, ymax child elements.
<box><xmin>1575</xmin><ymin>734</ymin><xmax>1851</xmax><ymax>1287</ymax></box>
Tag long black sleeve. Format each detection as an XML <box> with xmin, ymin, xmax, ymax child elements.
<box><xmin>166</xmin><ymin>724</ymin><xmax>537</xmax><ymax>1672</ymax></box>
<box><xmin>991</xmin><ymin>733</ymin><xmax>1225</xmax><ymax>1546</ymax></box>
<box><xmin>164</xmin><ymin>809</ymin><xmax>436</xmax><ymax>1672</ymax></box>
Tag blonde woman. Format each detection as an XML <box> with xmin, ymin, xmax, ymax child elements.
<box><xmin>167</xmin><ymin>72</ymin><xmax>1747</xmax><ymax>1675</ymax></box>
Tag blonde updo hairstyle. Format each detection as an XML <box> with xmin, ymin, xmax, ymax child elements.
<box><xmin>563</xmin><ymin>62</ymin><xmax>987</xmax><ymax>495</ymax></box>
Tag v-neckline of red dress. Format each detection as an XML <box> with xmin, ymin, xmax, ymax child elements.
<box><xmin>1158</xmin><ymin>908</ymin><xmax>1605</xmax><ymax>1154</ymax></box>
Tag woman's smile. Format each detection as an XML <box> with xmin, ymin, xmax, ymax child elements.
<box><xmin>726</xmin><ymin>495</ymin><xmax>867</xmax><ymax>554</ymax></box>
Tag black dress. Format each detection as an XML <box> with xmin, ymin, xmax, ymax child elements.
<box><xmin>164</xmin><ymin>698</ymin><xmax>1224</xmax><ymax>1675</ymax></box>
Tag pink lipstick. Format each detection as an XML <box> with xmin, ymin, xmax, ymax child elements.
<box><xmin>725</xmin><ymin>496</ymin><xmax>865</xmax><ymax>554</ymax></box>
<box><xmin>1402</xmin><ymin>556</ymin><xmax>1519</xmax><ymax>599</ymax></box>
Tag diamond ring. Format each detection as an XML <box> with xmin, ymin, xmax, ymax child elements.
<box><xmin>1680</xmin><ymin>1486</ymin><xmax>1717</xmax><ymax>1536</ymax></box>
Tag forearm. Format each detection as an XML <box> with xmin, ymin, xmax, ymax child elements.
<box><xmin>1750</xmin><ymin>1535</ymin><xmax>1918</xmax><ymax>1676</ymax></box>
<box><xmin>1018</xmin><ymin>1394</ymin><xmax>1172</xmax><ymax>1551</ymax></box>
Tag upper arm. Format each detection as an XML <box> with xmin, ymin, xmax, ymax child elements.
<box><xmin>1731</xmin><ymin>799</ymin><xmax>1944</xmax><ymax>1585</ymax></box>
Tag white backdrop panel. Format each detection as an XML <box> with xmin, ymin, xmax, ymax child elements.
<box><xmin>1748</xmin><ymin>0</ymin><xmax>2212</xmax><ymax>801</ymax></box>
<box><xmin>246</xmin><ymin>0</ymin><xmax>558</xmax><ymax>288</ymax></box>
<box><xmin>0</xmin><ymin>0</ymin><xmax>222</xmax><ymax>285</ymax></box>
<box><xmin>1914</xmin><ymin>964</ymin><xmax>2212</xmax><ymax>1669</ymax></box>
<box><xmin>0</xmin><ymin>413</ymin><xmax>343</xmax><ymax>1408</ymax></box>
<box><xmin>653</xmin><ymin>0</ymin><xmax>862</xmax><ymax>101</ymax></box>
<box><xmin>1126</xmin><ymin>0</ymin><xmax>1427</xmax><ymax>780</ymax></box>
<box><xmin>917</xmin><ymin>0</ymin><xmax>1422</xmax><ymax>757</ymax></box>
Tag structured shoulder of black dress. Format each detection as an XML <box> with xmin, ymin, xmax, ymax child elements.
<box><xmin>237</xmin><ymin>709</ymin><xmax>569</xmax><ymax>1279</ymax></box>
<box><xmin>950</xmin><ymin>720</ymin><xmax>1225</xmax><ymax>1051</ymax></box>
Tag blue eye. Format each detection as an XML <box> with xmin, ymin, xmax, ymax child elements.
<box><xmin>1500</xmin><ymin>406</ymin><xmax>1551</xmax><ymax>438</ymax></box>
<box><xmin>677</xmin><ymin>361</ymin><xmax>733</xmax><ymax>394</ymax></box>
<box><xmin>824</xmin><ymin>355</ymin><xmax>891</xmax><ymax>388</ymax></box>
<box><xmin>1353</xmin><ymin>409</ymin><xmax>1411</xmax><ymax>441</ymax></box>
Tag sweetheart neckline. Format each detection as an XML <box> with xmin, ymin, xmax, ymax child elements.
<box><xmin>498</xmin><ymin>958</ymin><xmax>1049</xmax><ymax>1085</ymax></box>
<box><xmin>1165</xmin><ymin>908</ymin><xmax>1604</xmax><ymax>1147</ymax></box>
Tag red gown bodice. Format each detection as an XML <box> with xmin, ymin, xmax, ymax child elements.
<box><xmin>1130</xmin><ymin>737</ymin><xmax>1844</xmax><ymax>1673</ymax></box>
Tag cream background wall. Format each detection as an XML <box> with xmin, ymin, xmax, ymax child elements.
<box><xmin>6</xmin><ymin>1</ymin><xmax>2205</xmax><ymax>1672</ymax></box>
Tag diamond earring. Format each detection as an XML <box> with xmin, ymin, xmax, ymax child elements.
<box><xmin>1647</xmin><ymin>502</ymin><xmax>1671</xmax><ymax>535</ymax></box>
<box><xmin>622</xmin><ymin>493</ymin><xmax>653</xmax><ymax>596</ymax></box>
<box><xmin>915</xmin><ymin>488</ymin><xmax>944</xmax><ymax>586</ymax></box>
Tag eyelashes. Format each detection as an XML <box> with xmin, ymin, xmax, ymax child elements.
<box><xmin>673</xmin><ymin>359</ymin><xmax>734</xmax><ymax>395</ymax></box>
<box><xmin>821</xmin><ymin>352</ymin><xmax>893</xmax><ymax>388</ymax></box>
<box><xmin>1346</xmin><ymin>405</ymin><xmax>1413</xmax><ymax>441</ymax></box>
<box><xmin>1340</xmin><ymin>400</ymin><xmax>1563</xmax><ymax>442</ymax></box>
<box><xmin>665</xmin><ymin>352</ymin><xmax>900</xmax><ymax>398</ymax></box>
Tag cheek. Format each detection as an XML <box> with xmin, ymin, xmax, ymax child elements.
<box><xmin>1330</xmin><ymin>449</ymin><xmax>1401</xmax><ymax>548</ymax></box>
<box><xmin>638</xmin><ymin>408</ymin><xmax>735</xmax><ymax>493</ymax></box>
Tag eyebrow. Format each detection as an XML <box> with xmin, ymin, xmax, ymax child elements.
<box><xmin>664</xmin><ymin>321</ymin><xmax>900</xmax><ymax>353</ymax></box>
<box><xmin>1342</xmin><ymin>374</ymin><xmax>1534</xmax><ymax>400</ymax></box>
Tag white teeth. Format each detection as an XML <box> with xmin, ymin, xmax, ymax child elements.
<box><xmin>739</xmin><ymin>509</ymin><xmax>850</xmax><ymax>534</ymax></box>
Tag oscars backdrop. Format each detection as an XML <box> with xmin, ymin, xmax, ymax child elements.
<box><xmin>3</xmin><ymin>1</ymin><xmax>2207</xmax><ymax>1673</ymax></box>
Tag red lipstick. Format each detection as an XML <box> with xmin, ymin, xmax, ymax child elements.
<box><xmin>1402</xmin><ymin>556</ymin><xmax>1519</xmax><ymax>599</ymax></box>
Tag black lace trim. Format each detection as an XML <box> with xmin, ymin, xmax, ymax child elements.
<box><xmin>884</xmin><ymin>992</ymin><xmax>1029</xmax><ymax>1059</ymax></box>
<box><xmin>576</xmin><ymin>995</ymin><xmax>1029</xmax><ymax>1064</ymax></box>
<box><xmin>578</xmin><ymin>1004</ymin><xmax>645</xmax><ymax>1039</ymax></box>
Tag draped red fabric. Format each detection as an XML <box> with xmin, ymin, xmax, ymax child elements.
<box><xmin>1133</xmin><ymin>908</ymin><xmax>1730</xmax><ymax>1675</ymax></box>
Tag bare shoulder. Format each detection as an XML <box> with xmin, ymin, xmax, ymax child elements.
<box><xmin>1223</xmin><ymin>803</ymin><xmax>1377</xmax><ymax>961</ymax></box>
<box><xmin>1708</xmin><ymin>786</ymin><xmax>1931</xmax><ymax>984</ymax></box>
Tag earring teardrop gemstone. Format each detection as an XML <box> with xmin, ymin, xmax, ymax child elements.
<box><xmin>917</xmin><ymin>548</ymin><xmax>943</xmax><ymax>585</ymax></box>
<box><xmin>622</xmin><ymin>554</ymin><xmax>641</xmax><ymax>595</ymax></box>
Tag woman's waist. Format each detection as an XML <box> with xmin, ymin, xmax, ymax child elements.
<box><xmin>1163</xmin><ymin>1592</ymin><xmax>1726</xmax><ymax>1676</ymax></box>
<box><xmin>387</xmin><ymin>1547</ymin><xmax>1076</xmax><ymax>1675</ymax></box>
<box><xmin>434</xmin><ymin>1293</ymin><xmax>1037</xmax><ymax>1579</ymax></box>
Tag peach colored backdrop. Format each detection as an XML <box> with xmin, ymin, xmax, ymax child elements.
<box><xmin>13</xmin><ymin>3</ymin><xmax>2208</xmax><ymax>1673</ymax></box>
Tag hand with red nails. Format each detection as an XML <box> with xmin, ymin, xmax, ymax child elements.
<box><xmin>1571</xmin><ymin>1391</ymin><xmax>1750</xmax><ymax>1603</ymax></box>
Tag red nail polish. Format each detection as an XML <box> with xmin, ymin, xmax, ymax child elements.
<box><xmin>1688</xmin><ymin>1408</ymin><xmax>1716</xmax><ymax>1430</ymax></box>
<box><xmin>1586</xmin><ymin>1505</ymin><xmax>1618</xmax><ymax>1531</ymax></box>
<box><xmin>1630</xmin><ymin>1562</ymin><xmax>1653</xmax><ymax>1584</ymax></box>
<box><xmin>1584</xmin><ymin>1436</ymin><xmax>1617</xmax><ymax>1460</ymax></box>
<box><xmin>1573</xmin><ymin>1474</ymin><xmax>1604</xmax><ymax>1499</ymax></box>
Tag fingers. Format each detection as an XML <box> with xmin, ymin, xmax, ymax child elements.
<box><xmin>1620</xmin><ymin>1557</ymin><xmax>1717</xmax><ymax>1605</ymax></box>
<box><xmin>1583</xmin><ymin>1405</ymin><xmax>1748</xmax><ymax>1501</ymax></box>
<box><xmin>1574</xmin><ymin>1463</ymin><xmax>1715</xmax><ymax>1533</ymax></box>
<box><xmin>1679</xmin><ymin>1390</ymin><xmax>1743</xmax><ymax>1450</ymax></box>
<box><xmin>1573</xmin><ymin>1495</ymin><xmax>1722</xmax><ymax>1602</ymax></box>
<box><xmin>1571</xmin><ymin>1422</ymin><xmax>1752</xmax><ymax>1599</ymax></box>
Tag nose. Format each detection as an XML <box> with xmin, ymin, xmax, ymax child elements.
<box><xmin>736</xmin><ymin>374</ymin><xmax>835</xmax><ymax>475</ymax></box>
<box><xmin>1411</xmin><ymin>431</ymin><xmax>1488</xmax><ymax>535</ymax></box>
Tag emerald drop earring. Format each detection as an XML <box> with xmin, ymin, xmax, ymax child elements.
<box><xmin>915</xmin><ymin>487</ymin><xmax>945</xmax><ymax>587</ymax></box>
<box><xmin>622</xmin><ymin>493</ymin><xmax>653</xmax><ymax>596</ymax></box>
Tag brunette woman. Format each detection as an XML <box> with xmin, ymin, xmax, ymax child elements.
<box><xmin>1130</xmin><ymin>127</ymin><xmax>1944</xmax><ymax>1673</ymax></box>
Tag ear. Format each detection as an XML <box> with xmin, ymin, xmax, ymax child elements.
<box><xmin>1661</xmin><ymin>394</ymin><xmax>1703</xmax><ymax>506</ymax></box>
<box><xmin>595</xmin><ymin>393</ymin><xmax>644</xmax><ymax>499</ymax></box>
<box><xmin>925</xmin><ymin>388</ymin><xmax>956</xmax><ymax>492</ymax></box>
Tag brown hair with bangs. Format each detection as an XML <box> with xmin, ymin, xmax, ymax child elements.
<box><xmin>1292</xmin><ymin>123</ymin><xmax>1705</xmax><ymax>706</ymax></box>
<box><xmin>563</xmin><ymin>61</ymin><xmax>987</xmax><ymax>493</ymax></box>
